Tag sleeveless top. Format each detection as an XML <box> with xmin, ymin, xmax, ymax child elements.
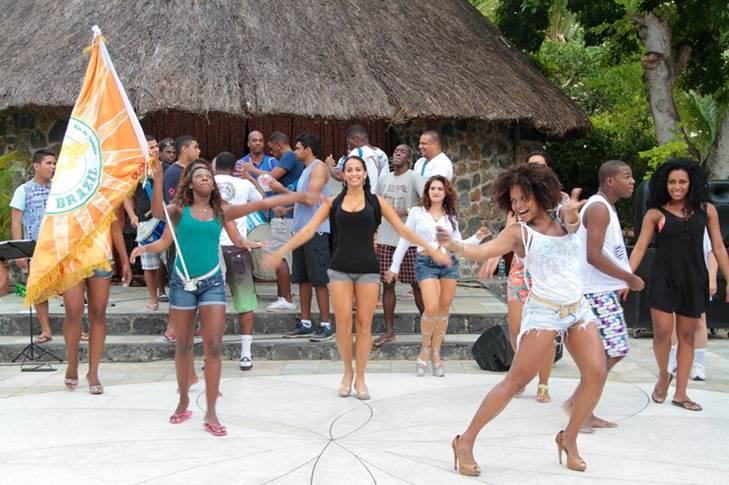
<box><xmin>292</xmin><ymin>159</ymin><xmax>330</xmax><ymax>233</ymax></box>
<box><xmin>649</xmin><ymin>207</ymin><xmax>708</xmax><ymax>317</ymax></box>
<box><xmin>329</xmin><ymin>192</ymin><xmax>381</xmax><ymax>273</ymax></box>
<box><xmin>520</xmin><ymin>222</ymin><xmax>583</xmax><ymax>304</ymax></box>
<box><xmin>23</xmin><ymin>180</ymin><xmax>52</xmax><ymax>241</ymax></box>
<box><xmin>577</xmin><ymin>194</ymin><xmax>631</xmax><ymax>293</ymax></box>
<box><xmin>174</xmin><ymin>206</ymin><xmax>223</xmax><ymax>277</ymax></box>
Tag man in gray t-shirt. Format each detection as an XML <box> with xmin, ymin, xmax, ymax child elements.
<box><xmin>373</xmin><ymin>144</ymin><xmax>424</xmax><ymax>348</ymax></box>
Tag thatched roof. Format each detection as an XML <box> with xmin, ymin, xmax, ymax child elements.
<box><xmin>0</xmin><ymin>0</ymin><xmax>590</xmax><ymax>139</ymax></box>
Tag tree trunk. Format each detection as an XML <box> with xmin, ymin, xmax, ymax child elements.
<box><xmin>706</xmin><ymin>112</ymin><xmax>729</xmax><ymax>178</ymax></box>
<box><xmin>636</xmin><ymin>12</ymin><xmax>690</xmax><ymax>145</ymax></box>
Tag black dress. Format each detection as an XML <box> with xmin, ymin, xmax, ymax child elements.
<box><xmin>648</xmin><ymin>207</ymin><xmax>709</xmax><ymax>318</ymax></box>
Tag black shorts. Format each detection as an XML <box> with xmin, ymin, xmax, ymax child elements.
<box><xmin>292</xmin><ymin>232</ymin><xmax>330</xmax><ymax>287</ymax></box>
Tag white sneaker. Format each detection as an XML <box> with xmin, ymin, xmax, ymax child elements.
<box><xmin>239</xmin><ymin>356</ymin><xmax>253</xmax><ymax>371</ymax></box>
<box><xmin>266</xmin><ymin>297</ymin><xmax>296</xmax><ymax>311</ymax></box>
<box><xmin>691</xmin><ymin>364</ymin><xmax>706</xmax><ymax>381</ymax></box>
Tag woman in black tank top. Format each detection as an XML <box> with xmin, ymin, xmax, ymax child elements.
<box><xmin>631</xmin><ymin>158</ymin><xmax>729</xmax><ymax>411</ymax></box>
<box><xmin>264</xmin><ymin>156</ymin><xmax>450</xmax><ymax>400</ymax></box>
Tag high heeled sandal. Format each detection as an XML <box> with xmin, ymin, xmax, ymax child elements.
<box><xmin>86</xmin><ymin>376</ymin><xmax>103</xmax><ymax>395</ymax></box>
<box><xmin>64</xmin><ymin>378</ymin><xmax>78</xmax><ymax>390</ymax></box>
<box><xmin>536</xmin><ymin>384</ymin><xmax>551</xmax><ymax>403</ymax></box>
<box><xmin>555</xmin><ymin>430</ymin><xmax>586</xmax><ymax>472</ymax></box>
<box><xmin>451</xmin><ymin>435</ymin><xmax>481</xmax><ymax>476</ymax></box>
<box><xmin>338</xmin><ymin>377</ymin><xmax>353</xmax><ymax>397</ymax></box>
<box><xmin>416</xmin><ymin>344</ymin><xmax>430</xmax><ymax>377</ymax></box>
<box><xmin>432</xmin><ymin>350</ymin><xmax>445</xmax><ymax>377</ymax></box>
<box><xmin>354</xmin><ymin>385</ymin><xmax>370</xmax><ymax>400</ymax></box>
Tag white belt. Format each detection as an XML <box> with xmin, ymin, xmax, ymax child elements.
<box><xmin>176</xmin><ymin>264</ymin><xmax>220</xmax><ymax>290</ymax></box>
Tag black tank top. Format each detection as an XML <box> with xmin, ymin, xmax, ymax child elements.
<box><xmin>329</xmin><ymin>194</ymin><xmax>380</xmax><ymax>274</ymax></box>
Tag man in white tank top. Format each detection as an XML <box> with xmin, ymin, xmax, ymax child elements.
<box><xmin>566</xmin><ymin>160</ymin><xmax>645</xmax><ymax>428</ymax></box>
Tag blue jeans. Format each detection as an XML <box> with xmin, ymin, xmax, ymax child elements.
<box><xmin>415</xmin><ymin>254</ymin><xmax>460</xmax><ymax>282</ymax></box>
<box><xmin>169</xmin><ymin>270</ymin><xmax>226</xmax><ymax>310</ymax></box>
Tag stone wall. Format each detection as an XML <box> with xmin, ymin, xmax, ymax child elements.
<box><xmin>0</xmin><ymin>108</ymin><xmax>70</xmax><ymax>184</ymax></box>
<box><xmin>393</xmin><ymin>120</ymin><xmax>516</xmax><ymax>276</ymax></box>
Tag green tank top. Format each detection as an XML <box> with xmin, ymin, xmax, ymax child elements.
<box><xmin>174</xmin><ymin>206</ymin><xmax>223</xmax><ymax>277</ymax></box>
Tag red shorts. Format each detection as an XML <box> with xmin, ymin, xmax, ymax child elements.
<box><xmin>376</xmin><ymin>244</ymin><xmax>417</xmax><ymax>285</ymax></box>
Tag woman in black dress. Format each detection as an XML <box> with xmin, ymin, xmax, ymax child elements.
<box><xmin>630</xmin><ymin>159</ymin><xmax>729</xmax><ymax>411</ymax></box>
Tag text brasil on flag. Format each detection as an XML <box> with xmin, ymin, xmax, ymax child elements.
<box><xmin>26</xmin><ymin>26</ymin><xmax>148</xmax><ymax>305</ymax></box>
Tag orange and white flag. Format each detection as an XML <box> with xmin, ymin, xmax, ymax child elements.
<box><xmin>26</xmin><ymin>26</ymin><xmax>148</xmax><ymax>305</ymax></box>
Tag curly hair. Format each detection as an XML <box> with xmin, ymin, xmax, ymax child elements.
<box><xmin>421</xmin><ymin>175</ymin><xmax>458</xmax><ymax>228</ymax></box>
<box><xmin>493</xmin><ymin>163</ymin><xmax>563</xmax><ymax>213</ymax></box>
<box><xmin>173</xmin><ymin>159</ymin><xmax>225</xmax><ymax>218</ymax></box>
<box><xmin>340</xmin><ymin>155</ymin><xmax>372</xmax><ymax>194</ymax></box>
<box><xmin>649</xmin><ymin>157</ymin><xmax>708</xmax><ymax>215</ymax></box>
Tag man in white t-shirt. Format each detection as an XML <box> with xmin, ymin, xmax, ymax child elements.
<box><xmin>213</xmin><ymin>152</ymin><xmax>263</xmax><ymax>371</ymax></box>
<box><xmin>567</xmin><ymin>160</ymin><xmax>644</xmax><ymax>428</ymax></box>
<box><xmin>325</xmin><ymin>124</ymin><xmax>389</xmax><ymax>193</ymax></box>
<box><xmin>413</xmin><ymin>131</ymin><xmax>453</xmax><ymax>186</ymax></box>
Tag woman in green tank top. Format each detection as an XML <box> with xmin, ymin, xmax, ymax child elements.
<box><xmin>132</xmin><ymin>159</ymin><xmax>313</xmax><ymax>436</ymax></box>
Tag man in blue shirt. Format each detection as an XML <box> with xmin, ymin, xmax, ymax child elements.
<box><xmin>9</xmin><ymin>149</ymin><xmax>56</xmax><ymax>343</ymax></box>
<box><xmin>233</xmin><ymin>130</ymin><xmax>277</xmax><ymax>180</ymax></box>
<box><xmin>264</xmin><ymin>131</ymin><xmax>304</xmax><ymax>311</ymax></box>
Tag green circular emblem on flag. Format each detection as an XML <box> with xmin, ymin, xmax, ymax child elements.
<box><xmin>46</xmin><ymin>117</ymin><xmax>103</xmax><ymax>214</ymax></box>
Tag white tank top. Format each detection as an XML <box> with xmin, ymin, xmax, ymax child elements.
<box><xmin>520</xmin><ymin>222</ymin><xmax>583</xmax><ymax>304</ymax></box>
<box><xmin>577</xmin><ymin>194</ymin><xmax>631</xmax><ymax>293</ymax></box>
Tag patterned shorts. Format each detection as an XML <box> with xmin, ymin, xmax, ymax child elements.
<box><xmin>507</xmin><ymin>257</ymin><xmax>532</xmax><ymax>304</ymax></box>
<box><xmin>584</xmin><ymin>290</ymin><xmax>629</xmax><ymax>358</ymax></box>
<box><xmin>376</xmin><ymin>244</ymin><xmax>417</xmax><ymax>285</ymax></box>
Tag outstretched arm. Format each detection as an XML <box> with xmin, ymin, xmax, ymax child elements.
<box><xmin>262</xmin><ymin>199</ymin><xmax>332</xmax><ymax>270</ymax></box>
<box><xmin>224</xmin><ymin>192</ymin><xmax>314</xmax><ymax>221</ymax></box>
<box><xmin>379</xmin><ymin>197</ymin><xmax>450</xmax><ymax>266</ymax></box>
<box><xmin>437</xmin><ymin>223</ymin><xmax>521</xmax><ymax>262</ymax></box>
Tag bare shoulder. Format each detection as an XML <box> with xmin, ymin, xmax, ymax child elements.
<box><xmin>706</xmin><ymin>202</ymin><xmax>717</xmax><ymax>217</ymax></box>
<box><xmin>644</xmin><ymin>208</ymin><xmax>663</xmax><ymax>221</ymax></box>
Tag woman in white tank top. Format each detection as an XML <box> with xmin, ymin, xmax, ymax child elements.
<box><xmin>437</xmin><ymin>164</ymin><xmax>607</xmax><ymax>476</ymax></box>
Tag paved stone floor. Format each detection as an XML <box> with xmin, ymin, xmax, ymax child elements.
<box><xmin>0</xmin><ymin>338</ymin><xmax>728</xmax><ymax>484</ymax></box>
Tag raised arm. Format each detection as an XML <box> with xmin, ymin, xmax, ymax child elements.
<box><xmin>706</xmin><ymin>203</ymin><xmax>729</xmax><ymax>302</ymax></box>
<box><xmin>629</xmin><ymin>209</ymin><xmax>660</xmax><ymax>272</ymax></box>
<box><xmin>150</xmin><ymin>161</ymin><xmax>166</xmax><ymax>220</ymax></box>
<box><xmin>557</xmin><ymin>188</ymin><xmax>586</xmax><ymax>234</ymax></box>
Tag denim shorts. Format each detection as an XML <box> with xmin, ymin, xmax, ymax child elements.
<box><xmin>169</xmin><ymin>269</ymin><xmax>226</xmax><ymax>310</ymax></box>
<box><xmin>518</xmin><ymin>296</ymin><xmax>596</xmax><ymax>347</ymax></box>
<box><xmin>92</xmin><ymin>260</ymin><xmax>115</xmax><ymax>279</ymax></box>
<box><xmin>415</xmin><ymin>254</ymin><xmax>460</xmax><ymax>282</ymax></box>
<box><xmin>327</xmin><ymin>269</ymin><xmax>380</xmax><ymax>284</ymax></box>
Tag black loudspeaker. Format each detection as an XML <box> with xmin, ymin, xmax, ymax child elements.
<box><xmin>472</xmin><ymin>323</ymin><xmax>564</xmax><ymax>371</ymax></box>
<box><xmin>472</xmin><ymin>323</ymin><xmax>514</xmax><ymax>371</ymax></box>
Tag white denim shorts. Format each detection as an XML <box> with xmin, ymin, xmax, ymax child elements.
<box><xmin>518</xmin><ymin>296</ymin><xmax>596</xmax><ymax>347</ymax></box>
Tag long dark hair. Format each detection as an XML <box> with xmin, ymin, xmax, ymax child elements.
<box><xmin>649</xmin><ymin>157</ymin><xmax>708</xmax><ymax>215</ymax></box>
<box><xmin>493</xmin><ymin>163</ymin><xmax>563</xmax><ymax>213</ymax></box>
<box><xmin>421</xmin><ymin>175</ymin><xmax>458</xmax><ymax>228</ymax></box>
<box><xmin>340</xmin><ymin>155</ymin><xmax>372</xmax><ymax>194</ymax></box>
<box><xmin>173</xmin><ymin>159</ymin><xmax>224</xmax><ymax>218</ymax></box>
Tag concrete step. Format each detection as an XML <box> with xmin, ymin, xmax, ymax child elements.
<box><xmin>0</xmin><ymin>312</ymin><xmax>504</xmax><ymax>336</ymax></box>
<box><xmin>0</xmin><ymin>334</ymin><xmax>481</xmax><ymax>363</ymax></box>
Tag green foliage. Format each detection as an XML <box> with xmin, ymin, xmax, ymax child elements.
<box><xmin>494</xmin><ymin>0</ymin><xmax>551</xmax><ymax>52</ymax></box>
<box><xmin>677</xmin><ymin>90</ymin><xmax>728</xmax><ymax>161</ymax></box>
<box><xmin>0</xmin><ymin>151</ymin><xmax>29</xmax><ymax>240</ymax></box>
<box><xmin>638</xmin><ymin>141</ymin><xmax>691</xmax><ymax>178</ymax></box>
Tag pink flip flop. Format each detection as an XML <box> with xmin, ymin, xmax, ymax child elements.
<box><xmin>169</xmin><ymin>410</ymin><xmax>193</xmax><ymax>424</ymax></box>
<box><xmin>204</xmin><ymin>422</ymin><xmax>227</xmax><ymax>437</ymax></box>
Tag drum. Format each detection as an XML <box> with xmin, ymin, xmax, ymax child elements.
<box><xmin>247</xmin><ymin>222</ymin><xmax>277</xmax><ymax>281</ymax></box>
<box><xmin>136</xmin><ymin>218</ymin><xmax>166</xmax><ymax>244</ymax></box>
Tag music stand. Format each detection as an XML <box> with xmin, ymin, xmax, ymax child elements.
<box><xmin>0</xmin><ymin>240</ymin><xmax>63</xmax><ymax>371</ymax></box>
